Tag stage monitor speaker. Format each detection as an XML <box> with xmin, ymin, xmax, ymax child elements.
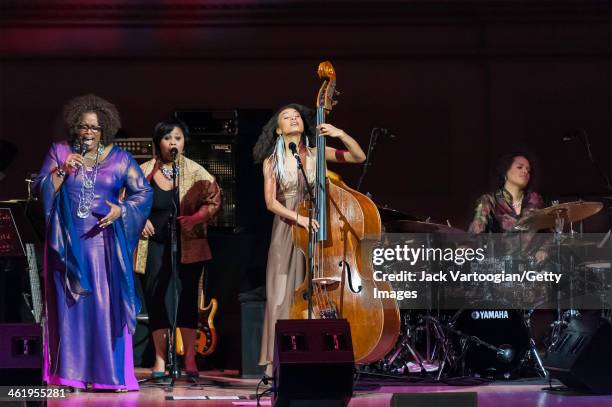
<box><xmin>391</xmin><ymin>392</ymin><xmax>477</xmax><ymax>407</ymax></box>
<box><xmin>273</xmin><ymin>319</ymin><xmax>354</xmax><ymax>407</ymax></box>
<box><xmin>174</xmin><ymin>109</ymin><xmax>272</xmax><ymax>231</ymax></box>
<box><xmin>543</xmin><ymin>314</ymin><xmax>612</xmax><ymax>394</ymax></box>
<box><xmin>0</xmin><ymin>323</ymin><xmax>42</xmax><ymax>385</ymax></box>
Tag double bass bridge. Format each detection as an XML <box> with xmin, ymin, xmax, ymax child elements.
<box><xmin>312</xmin><ymin>276</ymin><xmax>341</xmax><ymax>289</ymax></box>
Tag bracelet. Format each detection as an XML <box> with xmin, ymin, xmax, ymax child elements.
<box><xmin>56</xmin><ymin>167</ymin><xmax>66</xmax><ymax>178</ymax></box>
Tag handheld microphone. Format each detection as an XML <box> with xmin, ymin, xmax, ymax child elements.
<box><xmin>170</xmin><ymin>148</ymin><xmax>178</xmax><ymax>161</ymax></box>
<box><xmin>72</xmin><ymin>141</ymin><xmax>88</xmax><ymax>177</ymax></box>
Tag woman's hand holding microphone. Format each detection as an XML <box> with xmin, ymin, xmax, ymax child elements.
<box><xmin>62</xmin><ymin>153</ymin><xmax>85</xmax><ymax>174</ymax></box>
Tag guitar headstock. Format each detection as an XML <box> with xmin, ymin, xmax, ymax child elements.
<box><xmin>316</xmin><ymin>61</ymin><xmax>338</xmax><ymax>114</ymax></box>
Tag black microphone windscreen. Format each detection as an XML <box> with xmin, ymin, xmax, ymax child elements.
<box><xmin>288</xmin><ymin>142</ymin><xmax>297</xmax><ymax>154</ymax></box>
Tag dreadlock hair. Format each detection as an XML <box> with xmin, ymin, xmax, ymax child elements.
<box><xmin>62</xmin><ymin>94</ymin><xmax>121</xmax><ymax>144</ymax></box>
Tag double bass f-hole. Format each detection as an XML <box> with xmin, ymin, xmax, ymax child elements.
<box><xmin>339</xmin><ymin>260</ymin><xmax>362</xmax><ymax>293</ymax></box>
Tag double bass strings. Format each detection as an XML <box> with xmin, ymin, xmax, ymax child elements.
<box><xmin>315</xmin><ymin>104</ymin><xmax>336</xmax><ymax>318</ymax></box>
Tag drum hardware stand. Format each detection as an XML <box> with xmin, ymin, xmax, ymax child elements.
<box><xmin>522</xmin><ymin>309</ymin><xmax>548</xmax><ymax>377</ymax></box>
<box><xmin>381</xmin><ymin>313</ymin><xmax>455</xmax><ymax>378</ymax></box>
<box><xmin>423</xmin><ymin>229</ymin><xmax>437</xmax><ymax>362</ymax></box>
<box><xmin>547</xmin><ymin>209</ymin><xmax>587</xmax><ymax>351</ymax></box>
<box><xmin>548</xmin><ymin>208</ymin><xmax>568</xmax><ymax>349</ymax></box>
<box><xmin>439</xmin><ymin>320</ymin><xmax>516</xmax><ymax>372</ymax></box>
<box><xmin>429</xmin><ymin>316</ymin><xmax>456</xmax><ymax>380</ymax></box>
<box><xmin>502</xmin><ymin>232</ymin><xmax>548</xmax><ymax>378</ymax></box>
<box><xmin>432</xmin><ymin>318</ymin><xmax>507</xmax><ymax>376</ymax></box>
<box><xmin>419</xmin><ymin>315</ymin><xmax>458</xmax><ymax>380</ymax></box>
<box><xmin>524</xmin><ymin>338</ymin><xmax>547</xmax><ymax>377</ymax></box>
<box><xmin>383</xmin><ymin>314</ymin><xmax>428</xmax><ymax>375</ymax></box>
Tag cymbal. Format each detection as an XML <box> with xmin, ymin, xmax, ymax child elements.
<box><xmin>580</xmin><ymin>261</ymin><xmax>611</xmax><ymax>270</ymax></box>
<box><xmin>377</xmin><ymin>206</ymin><xmax>421</xmax><ymax>223</ymax></box>
<box><xmin>384</xmin><ymin>220</ymin><xmax>464</xmax><ymax>234</ymax></box>
<box><xmin>542</xmin><ymin>239</ymin><xmax>598</xmax><ymax>249</ymax></box>
<box><xmin>514</xmin><ymin>201</ymin><xmax>603</xmax><ymax>231</ymax></box>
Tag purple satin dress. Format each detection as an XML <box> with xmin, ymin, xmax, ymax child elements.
<box><xmin>35</xmin><ymin>142</ymin><xmax>152</xmax><ymax>390</ymax></box>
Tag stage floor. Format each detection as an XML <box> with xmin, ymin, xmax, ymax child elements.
<box><xmin>42</xmin><ymin>368</ymin><xmax>612</xmax><ymax>406</ymax></box>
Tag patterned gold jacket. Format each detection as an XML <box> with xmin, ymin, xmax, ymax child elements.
<box><xmin>133</xmin><ymin>155</ymin><xmax>222</xmax><ymax>274</ymax></box>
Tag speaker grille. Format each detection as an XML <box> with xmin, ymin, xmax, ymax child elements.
<box><xmin>187</xmin><ymin>140</ymin><xmax>236</xmax><ymax>228</ymax></box>
<box><xmin>175</xmin><ymin>109</ymin><xmax>272</xmax><ymax>231</ymax></box>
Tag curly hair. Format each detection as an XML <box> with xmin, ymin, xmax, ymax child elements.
<box><xmin>493</xmin><ymin>150</ymin><xmax>538</xmax><ymax>192</ymax></box>
<box><xmin>62</xmin><ymin>94</ymin><xmax>121</xmax><ymax>144</ymax></box>
<box><xmin>252</xmin><ymin>103</ymin><xmax>316</xmax><ymax>163</ymax></box>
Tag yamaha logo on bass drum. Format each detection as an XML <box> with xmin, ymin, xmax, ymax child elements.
<box><xmin>471</xmin><ymin>310</ymin><xmax>509</xmax><ymax>320</ymax></box>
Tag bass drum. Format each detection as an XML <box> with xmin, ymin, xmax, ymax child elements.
<box><xmin>452</xmin><ymin>306</ymin><xmax>530</xmax><ymax>378</ymax></box>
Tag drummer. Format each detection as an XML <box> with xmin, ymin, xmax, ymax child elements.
<box><xmin>468</xmin><ymin>151</ymin><xmax>548</xmax><ymax>262</ymax></box>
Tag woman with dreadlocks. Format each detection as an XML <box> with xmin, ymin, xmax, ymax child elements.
<box><xmin>253</xmin><ymin>104</ymin><xmax>366</xmax><ymax>376</ymax></box>
<box><xmin>35</xmin><ymin>94</ymin><xmax>152</xmax><ymax>391</ymax></box>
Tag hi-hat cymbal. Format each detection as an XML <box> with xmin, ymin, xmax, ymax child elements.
<box><xmin>580</xmin><ymin>260</ymin><xmax>611</xmax><ymax>270</ymax></box>
<box><xmin>542</xmin><ymin>239</ymin><xmax>598</xmax><ymax>249</ymax></box>
<box><xmin>514</xmin><ymin>201</ymin><xmax>603</xmax><ymax>231</ymax></box>
<box><xmin>384</xmin><ymin>220</ymin><xmax>464</xmax><ymax>234</ymax></box>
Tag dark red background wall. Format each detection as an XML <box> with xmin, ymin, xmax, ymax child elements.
<box><xmin>1</xmin><ymin>0</ymin><xmax>611</xmax><ymax>230</ymax></box>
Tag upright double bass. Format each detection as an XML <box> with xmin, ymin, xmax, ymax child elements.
<box><xmin>291</xmin><ymin>61</ymin><xmax>400</xmax><ymax>364</ymax></box>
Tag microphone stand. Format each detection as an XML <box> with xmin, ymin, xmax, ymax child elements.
<box><xmin>137</xmin><ymin>154</ymin><xmax>182</xmax><ymax>388</ymax></box>
<box><xmin>576</xmin><ymin>131</ymin><xmax>612</xmax><ymax>192</ymax></box>
<box><xmin>293</xmin><ymin>151</ymin><xmax>315</xmax><ymax>319</ymax></box>
<box><xmin>574</xmin><ymin>131</ymin><xmax>612</xmax><ymax>235</ymax></box>
<box><xmin>356</xmin><ymin>127</ymin><xmax>393</xmax><ymax>193</ymax></box>
<box><xmin>168</xmin><ymin>154</ymin><xmax>181</xmax><ymax>384</ymax></box>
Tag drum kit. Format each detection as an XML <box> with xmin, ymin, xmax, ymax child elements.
<box><xmin>376</xmin><ymin>200</ymin><xmax>611</xmax><ymax>380</ymax></box>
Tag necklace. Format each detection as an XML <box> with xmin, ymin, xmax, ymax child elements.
<box><xmin>76</xmin><ymin>143</ymin><xmax>104</xmax><ymax>219</ymax></box>
<box><xmin>84</xmin><ymin>143</ymin><xmax>105</xmax><ymax>160</ymax></box>
<box><xmin>160</xmin><ymin>164</ymin><xmax>179</xmax><ymax>180</ymax></box>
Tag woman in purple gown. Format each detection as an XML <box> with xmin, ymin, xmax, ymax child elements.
<box><xmin>35</xmin><ymin>94</ymin><xmax>152</xmax><ymax>391</ymax></box>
